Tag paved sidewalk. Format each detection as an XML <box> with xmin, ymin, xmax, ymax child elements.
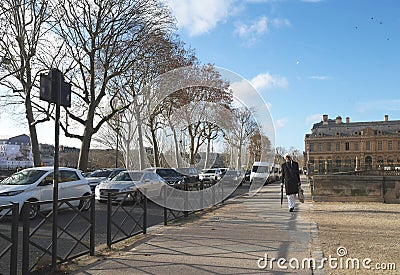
<box><xmin>73</xmin><ymin>176</ymin><xmax>314</xmax><ymax>274</ymax></box>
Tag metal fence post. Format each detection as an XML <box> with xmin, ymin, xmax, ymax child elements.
<box><xmin>10</xmin><ymin>203</ymin><xmax>19</xmax><ymax>275</ymax></box>
<box><xmin>142</xmin><ymin>190</ymin><xmax>147</xmax><ymax>234</ymax></box>
<box><xmin>106</xmin><ymin>192</ymin><xmax>112</xmax><ymax>248</ymax></box>
<box><xmin>22</xmin><ymin>202</ymin><xmax>30</xmax><ymax>274</ymax></box>
<box><xmin>163</xmin><ymin>186</ymin><xmax>168</xmax><ymax>225</ymax></box>
<box><xmin>90</xmin><ymin>195</ymin><xmax>95</xmax><ymax>255</ymax></box>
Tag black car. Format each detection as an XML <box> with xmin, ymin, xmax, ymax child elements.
<box><xmin>144</xmin><ymin>168</ymin><xmax>186</xmax><ymax>187</ymax></box>
<box><xmin>175</xmin><ymin>167</ymin><xmax>199</xmax><ymax>183</ymax></box>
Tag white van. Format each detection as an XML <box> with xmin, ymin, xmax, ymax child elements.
<box><xmin>250</xmin><ymin>162</ymin><xmax>272</xmax><ymax>185</ymax></box>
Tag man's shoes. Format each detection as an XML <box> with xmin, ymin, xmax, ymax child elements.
<box><xmin>289</xmin><ymin>207</ymin><xmax>294</xmax><ymax>212</ymax></box>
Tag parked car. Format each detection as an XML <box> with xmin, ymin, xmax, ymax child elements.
<box><xmin>144</xmin><ymin>168</ymin><xmax>186</xmax><ymax>187</ymax></box>
<box><xmin>95</xmin><ymin>170</ymin><xmax>166</xmax><ymax>203</ymax></box>
<box><xmin>86</xmin><ymin>168</ymin><xmax>126</xmax><ymax>192</ymax></box>
<box><xmin>244</xmin><ymin>169</ymin><xmax>251</xmax><ymax>182</ymax></box>
<box><xmin>250</xmin><ymin>162</ymin><xmax>271</xmax><ymax>185</ymax></box>
<box><xmin>175</xmin><ymin>167</ymin><xmax>199</xmax><ymax>183</ymax></box>
<box><xmin>0</xmin><ymin>167</ymin><xmax>92</xmax><ymax>219</ymax></box>
<box><xmin>198</xmin><ymin>168</ymin><xmax>222</xmax><ymax>182</ymax></box>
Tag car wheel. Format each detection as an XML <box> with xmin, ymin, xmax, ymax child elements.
<box><xmin>78</xmin><ymin>193</ymin><xmax>92</xmax><ymax>211</ymax></box>
<box><xmin>21</xmin><ymin>200</ymin><xmax>39</xmax><ymax>220</ymax></box>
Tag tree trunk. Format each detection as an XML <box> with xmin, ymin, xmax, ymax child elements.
<box><xmin>204</xmin><ymin>137</ymin><xmax>211</xmax><ymax>169</ymax></box>
<box><xmin>137</xmin><ymin>121</ymin><xmax>146</xmax><ymax>169</ymax></box>
<box><xmin>78</xmin><ymin>126</ymin><xmax>93</xmax><ymax>172</ymax></box>
<box><xmin>189</xmin><ymin>135</ymin><xmax>195</xmax><ymax>166</ymax></box>
<box><xmin>236</xmin><ymin>139</ymin><xmax>243</xmax><ymax>170</ymax></box>
<box><xmin>25</xmin><ymin>89</ymin><xmax>42</xmax><ymax>167</ymax></box>
<box><xmin>149</xmin><ymin>119</ymin><xmax>160</xmax><ymax>167</ymax></box>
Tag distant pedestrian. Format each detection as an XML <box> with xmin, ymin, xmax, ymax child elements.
<box><xmin>281</xmin><ymin>153</ymin><xmax>301</xmax><ymax>212</ymax></box>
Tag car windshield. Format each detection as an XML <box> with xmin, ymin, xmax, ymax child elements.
<box><xmin>252</xmin><ymin>166</ymin><xmax>269</xmax><ymax>173</ymax></box>
<box><xmin>1</xmin><ymin>170</ymin><xmax>47</xmax><ymax>186</ymax></box>
<box><xmin>111</xmin><ymin>172</ymin><xmax>133</xmax><ymax>182</ymax></box>
<box><xmin>108</xmin><ymin>169</ymin><xmax>125</xmax><ymax>179</ymax></box>
<box><xmin>157</xmin><ymin>169</ymin><xmax>180</xmax><ymax>177</ymax></box>
<box><xmin>90</xmin><ymin>170</ymin><xmax>112</xmax><ymax>177</ymax></box>
<box><xmin>202</xmin><ymin>169</ymin><xmax>215</xmax><ymax>174</ymax></box>
<box><xmin>127</xmin><ymin>172</ymin><xmax>144</xmax><ymax>181</ymax></box>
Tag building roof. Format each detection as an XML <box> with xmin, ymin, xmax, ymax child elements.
<box><xmin>0</xmin><ymin>134</ymin><xmax>31</xmax><ymax>145</ymax></box>
<box><xmin>306</xmin><ymin>116</ymin><xmax>400</xmax><ymax>138</ymax></box>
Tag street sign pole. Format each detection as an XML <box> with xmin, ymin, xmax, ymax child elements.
<box><xmin>51</xmin><ymin>69</ymin><xmax>61</xmax><ymax>271</ymax></box>
<box><xmin>40</xmin><ymin>68</ymin><xmax>71</xmax><ymax>271</ymax></box>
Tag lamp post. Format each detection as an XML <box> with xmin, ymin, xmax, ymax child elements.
<box><xmin>115</xmin><ymin>127</ymin><xmax>120</xmax><ymax>168</ymax></box>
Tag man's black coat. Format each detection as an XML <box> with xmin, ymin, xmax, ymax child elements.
<box><xmin>281</xmin><ymin>161</ymin><xmax>300</xmax><ymax>195</ymax></box>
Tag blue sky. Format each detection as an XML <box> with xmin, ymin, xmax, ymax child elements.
<box><xmin>1</xmin><ymin>0</ymin><xmax>399</xmax><ymax>153</ymax></box>
<box><xmin>165</xmin><ymin>0</ymin><xmax>400</xmax><ymax>151</ymax></box>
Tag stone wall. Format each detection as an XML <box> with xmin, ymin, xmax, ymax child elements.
<box><xmin>311</xmin><ymin>174</ymin><xmax>400</xmax><ymax>203</ymax></box>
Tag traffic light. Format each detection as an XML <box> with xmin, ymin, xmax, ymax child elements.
<box><xmin>40</xmin><ymin>69</ymin><xmax>71</xmax><ymax>107</ymax></box>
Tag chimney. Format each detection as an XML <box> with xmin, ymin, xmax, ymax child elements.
<box><xmin>335</xmin><ymin>116</ymin><xmax>342</xmax><ymax>124</ymax></box>
<box><xmin>323</xmin><ymin>114</ymin><xmax>328</xmax><ymax>125</ymax></box>
<box><xmin>346</xmin><ymin>117</ymin><xmax>350</xmax><ymax>124</ymax></box>
<box><xmin>384</xmin><ymin>115</ymin><xmax>389</xmax><ymax>122</ymax></box>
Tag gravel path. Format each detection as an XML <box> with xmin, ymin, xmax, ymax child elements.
<box><xmin>304</xmin><ymin>202</ymin><xmax>400</xmax><ymax>274</ymax></box>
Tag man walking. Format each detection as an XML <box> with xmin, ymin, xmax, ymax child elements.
<box><xmin>281</xmin><ymin>153</ymin><xmax>301</xmax><ymax>212</ymax></box>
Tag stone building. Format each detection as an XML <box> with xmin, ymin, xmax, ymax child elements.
<box><xmin>0</xmin><ymin>134</ymin><xmax>33</xmax><ymax>169</ymax></box>
<box><xmin>304</xmin><ymin>114</ymin><xmax>400</xmax><ymax>174</ymax></box>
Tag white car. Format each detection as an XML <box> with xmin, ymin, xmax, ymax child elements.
<box><xmin>95</xmin><ymin>170</ymin><xmax>167</xmax><ymax>202</ymax></box>
<box><xmin>85</xmin><ymin>168</ymin><xmax>126</xmax><ymax>192</ymax></box>
<box><xmin>0</xmin><ymin>167</ymin><xmax>92</xmax><ymax>219</ymax></box>
<box><xmin>198</xmin><ymin>168</ymin><xmax>222</xmax><ymax>182</ymax></box>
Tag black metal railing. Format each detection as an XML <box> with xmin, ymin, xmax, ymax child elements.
<box><xmin>106</xmin><ymin>190</ymin><xmax>147</xmax><ymax>248</ymax></box>
<box><xmin>21</xmin><ymin>195</ymin><xmax>95</xmax><ymax>273</ymax></box>
<box><xmin>1</xmin><ymin>179</ymin><xmax>241</xmax><ymax>273</ymax></box>
<box><xmin>0</xmin><ymin>203</ymin><xmax>19</xmax><ymax>275</ymax></box>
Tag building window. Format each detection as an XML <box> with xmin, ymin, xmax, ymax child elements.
<box><xmin>398</xmin><ymin>141</ymin><xmax>400</xmax><ymax>150</ymax></box>
<box><xmin>327</xmin><ymin>142</ymin><xmax>332</xmax><ymax>151</ymax></box>
<box><xmin>309</xmin><ymin>143</ymin><xmax>314</xmax><ymax>152</ymax></box>
<box><xmin>354</xmin><ymin>142</ymin><xmax>359</xmax><ymax>151</ymax></box>
<box><xmin>378</xmin><ymin>141</ymin><xmax>382</xmax><ymax>151</ymax></box>
<box><xmin>365</xmin><ymin>141</ymin><xmax>371</xmax><ymax>150</ymax></box>
<box><xmin>345</xmin><ymin>142</ymin><xmax>350</xmax><ymax>151</ymax></box>
<box><xmin>318</xmin><ymin>143</ymin><xmax>322</xmax><ymax>152</ymax></box>
<box><xmin>336</xmin><ymin>142</ymin><xmax>340</xmax><ymax>151</ymax></box>
<box><xmin>388</xmin><ymin>141</ymin><xmax>392</xmax><ymax>150</ymax></box>
<box><xmin>377</xmin><ymin>156</ymin><xmax>384</xmax><ymax>168</ymax></box>
<box><xmin>387</xmin><ymin>156</ymin><xmax>394</xmax><ymax>166</ymax></box>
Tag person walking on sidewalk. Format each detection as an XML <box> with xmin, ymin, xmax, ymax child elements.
<box><xmin>281</xmin><ymin>153</ymin><xmax>301</xmax><ymax>212</ymax></box>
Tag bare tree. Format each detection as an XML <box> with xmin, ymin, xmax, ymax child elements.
<box><xmin>248</xmin><ymin>129</ymin><xmax>271</xmax><ymax>163</ymax></box>
<box><xmin>0</xmin><ymin>0</ymin><xmax>57</xmax><ymax>166</ymax></box>
<box><xmin>168</xmin><ymin>65</ymin><xmax>232</xmax><ymax>166</ymax></box>
<box><xmin>51</xmin><ymin>0</ymin><xmax>175</xmax><ymax>171</ymax></box>
<box><xmin>224</xmin><ymin>107</ymin><xmax>258</xmax><ymax>170</ymax></box>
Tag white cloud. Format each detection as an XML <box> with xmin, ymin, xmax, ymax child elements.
<box><xmin>250</xmin><ymin>73</ymin><xmax>288</xmax><ymax>91</ymax></box>
<box><xmin>306</xmin><ymin>114</ymin><xmax>322</xmax><ymax>124</ymax></box>
<box><xmin>275</xmin><ymin>118</ymin><xmax>288</xmax><ymax>128</ymax></box>
<box><xmin>308</xmin><ymin>75</ymin><xmax>332</xmax><ymax>80</ymax></box>
<box><xmin>234</xmin><ymin>16</ymin><xmax>290</xmax><ymax>45</ymax></box>
<box><xmin>165</xmin><ymin>0</ymin><xmax>234</xmax><ymax>36</ymax></box>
